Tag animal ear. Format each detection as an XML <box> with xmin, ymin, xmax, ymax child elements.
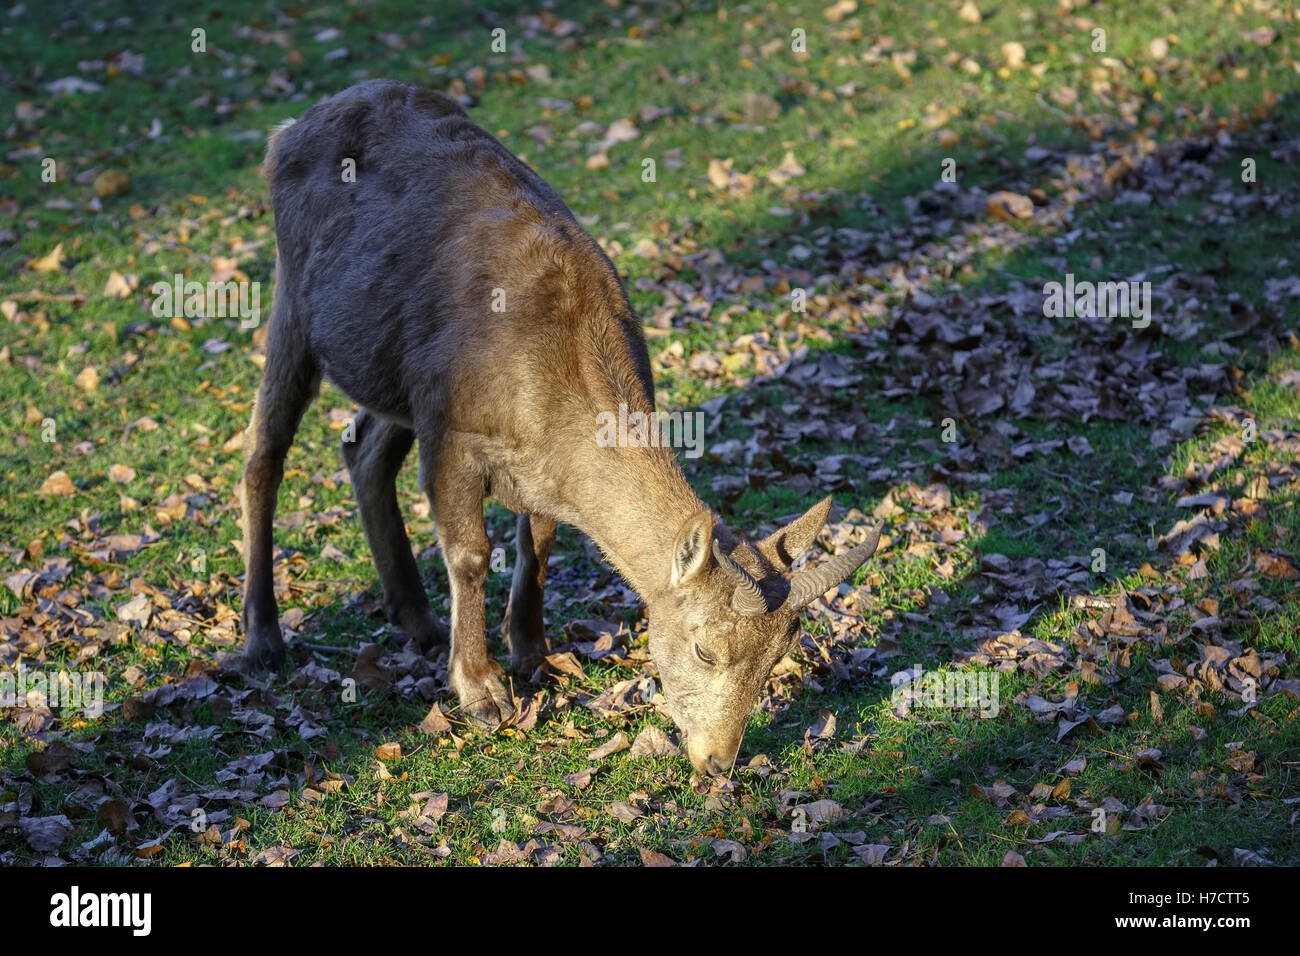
<box><xmin>670</xmin><ymin>510</ymin><xmax>714</xmax><ymax>587</ymax></box>
<box><xmin>761</xmin><ymin>496</ymin><xmax>832</xmax><ymax>569</ymax></box>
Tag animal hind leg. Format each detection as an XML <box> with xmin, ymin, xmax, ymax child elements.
<box><xmin>504</xmin><ymin>513</ymin><xmax>557</xmax><ymax>677</ymax></box>
<box><xmin>342</xmin><ymin>409</ymin><xmax>448</xmax><ymax>649</ymax></box>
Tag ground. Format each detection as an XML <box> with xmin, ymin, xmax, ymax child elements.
<box><xmin>1</xmin><ymin>0</ymin><xmax>1298</xmax><ymax>866</ymax></box>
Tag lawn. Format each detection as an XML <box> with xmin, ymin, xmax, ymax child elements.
<box><xmin>1</xmin><ymin>0</ymin><xmax>1298</xmax><ymax>866</ymax></box>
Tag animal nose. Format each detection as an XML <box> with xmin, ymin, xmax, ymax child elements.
<box><xmin>704</xmin><ymin>753</ymin><xmax>728</xmax><ymax>776</ymax></box>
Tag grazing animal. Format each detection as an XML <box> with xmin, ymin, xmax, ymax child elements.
<box><xmin>239</xmin><ymin>81</ymin><xmax>882</xmax><ymax>774</ymax></box>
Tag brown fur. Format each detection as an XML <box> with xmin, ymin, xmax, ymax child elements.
<box><xmin>240</xmin><ymin>81</ymin><xmax>879</xmax><ymax>774</ymax></box>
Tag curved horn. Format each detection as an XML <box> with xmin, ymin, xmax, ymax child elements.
<box><xmin>711</xmin><ymin>540</ymin><xmax>770</xmax><ymax>617</ymax></box>
<box><xmin>784</xmin><ymin>522</ymin><xmax>883</xmax><ymax>611</ymax></box>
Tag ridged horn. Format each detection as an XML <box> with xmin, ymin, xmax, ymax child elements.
<box><xmin>711</xmin><ymin>540</ymin><xmax>770</xmax><ymax>617</ymax></box>
<box><xmin>783</xmin><ymin>522</ymin><xmax>883</xmax><ymax>611</ymax></box>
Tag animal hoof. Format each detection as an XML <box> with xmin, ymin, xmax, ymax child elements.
<box><xmin>394</xmin><ymin>607</ymin><xmax>449</xmax><ymax>652</ymax></box>
<box><xmin>503</xmin><ymin>617</ymin><xmax>549</xmax><ymax>680</ymax></box>
<box><xmin>242</xmin><ymin>621</ymin><xmax>286</xmax><ymax>671</ymax></box>
<box><xmin>416</xmin><ymin>610</ymin><xmax>450</xmax><ymax>649</ymax></box>
<box><xmin>508</xmin><ymin>650</ymin><xmax>545</xmax><ymax>681</ymax></box>
<box><xmin>455</xmin><ymin>672</ymin><xmax>516</xmax><ymax>730</ymax></box>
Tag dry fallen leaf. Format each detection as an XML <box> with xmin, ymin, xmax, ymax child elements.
<box><xmin>25</xmin><ymin>741</ymin><xmax>79</xmax><ymax>776</ymax></box>
<box><xmin>93</xmin><ymin>169</ymin><xmax>131</xmax><ymax>197</ymax></box>
<box><xmin>1223</xmin><ymin>750</ymin><xmax>1257</xmax><ymax>773</ymax></box>
<box><xmin>766</xmin><ymin>150</ymin><xmax>806</xmax><ymax>186</ymax></box>
<box><xmin>1255</xmin><ymin>553</ymin><xmax>1299</xmax><ymax>580</ymax></box>
<box><xmin>711</xmin><ymin>837</ymin><xmax>747</xmax><ymax>862</ymax></box>
<box><xmin>252</xmin><ymin>845</ymin><xmax>298</xmax><ymax>866</ymax></box>
<box><xmin>629</xmin><ymin>725</ymin><xmax>679</xmax><ymax>758</ymax></box>
<box><xmin>807</xmin><ymin>709</ymin><xmax>837</xmax><ymax>739</ymax></box>
<box><xmin>116</xmin><ymin>595</ymin><xmax>152</xmax><ymax>627</ymax></box>
<box><xmin>609</xmin><ymin>801</ymin><xmax>644</xmax><ymax>823</ymax></box>
<box><xmin>418</xmin><ymin>703</ymin><xmax>452</xmax><ymax>733</ymax></box>
<box><xmin>823</xmin><ymin>0</ymin><xmax>857</xmax><ymax>23</ymax></box>
<box><xmin>104</xmin><ymin>271</ymin><xmax>136</xmax><ymax>298</ymax></box>
<box><xmin>588</xmin><ymin>732</ymin><xmax>630</xmax><ymax>761</ymax></box>
<box><xmin>75</xmin><ymin>366</ymin><xmax>99</xmax><ymax>392</ymax></box>
<box><xmin>987</xmin><ymin>191</ymin><xmax>1034</xmax><ymax>221</ymax></box>
<box><xmin>97</xmin><ymin>799</ymin><xmax>132</xmax><ymax>835</ymax></box>
<box><xmin>27</xmin><ymin>242</ymin><xmax>65</xmax><ymax>273</ymax></box>
<box><xmin>707</xmin><ymin>157</ymin><xmax>733</xmax><ymax>190</ymax></box>
<box><xmin>38</xmin><ymin>471</ymin><xmax>76</xmax><ymax>496</ymax></box>
<box><xmin>419</xmin><ymin>791</ymin><xmax>449</xmax><ymax>823</ymax></box>
<box><xmin>796</xmin><ymin>799</ymin><xmax>845</xmax><ymax>826</ymax></box>
<box><xmin>351</xmin><ymin>643</ymin><xmax>392</xmax><ymax>692</ymax></box>
<box><xmin>374</xmin><ymin>742</ymin><xmax>402</xmax><ymax>762</ymax></box>
<box><xmin>21</xmin><ymin>815</ymin><xmax>73</xmax><ymax>852</ymax></box>
<box><xmin>563</xmin><ymin>768</ymin><xmax>595</xmax><ymax>789</ymax></box>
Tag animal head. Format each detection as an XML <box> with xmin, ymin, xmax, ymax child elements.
<box><xmin>645</xmin><ymin>496</ymin><xmax>882</xmax><ymax>775</ymax></box>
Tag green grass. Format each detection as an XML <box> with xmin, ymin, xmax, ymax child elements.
<box><xmin>1</xmin><ymin>0</ymin><xmax>1298</xmax><ymax>866</ymax></box>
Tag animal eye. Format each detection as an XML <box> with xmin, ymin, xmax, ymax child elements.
<box><xmin>694</xmin><ymin>643</ymin><xmax>716</xmax><ymax>666</ymax></box>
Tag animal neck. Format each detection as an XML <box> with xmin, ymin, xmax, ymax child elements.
<box><xmin>573</xmin><ymin>441</ymin><xmax>706</xmax><ymax>604</ymax></box>
<box><xmin>550</xmin><ymin>308</ymin><xmax>707</xmax><ymax>604</ymax></box>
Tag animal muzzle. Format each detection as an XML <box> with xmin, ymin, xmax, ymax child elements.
<box><xmin>685</xmin><ymin>732</ymin><xmax>743</xmax><ymax>777</ymax></box>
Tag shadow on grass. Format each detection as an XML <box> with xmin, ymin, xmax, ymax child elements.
<box><xmin>2</xmin><ymin>0</ymin><xmax>1298</xmax><ymax>865</ymax></box>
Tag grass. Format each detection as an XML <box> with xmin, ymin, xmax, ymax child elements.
<box><xmin>1</xmin><ymin>0</ymin><xmax>1298</xmax><ymax>866</ymax></box>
